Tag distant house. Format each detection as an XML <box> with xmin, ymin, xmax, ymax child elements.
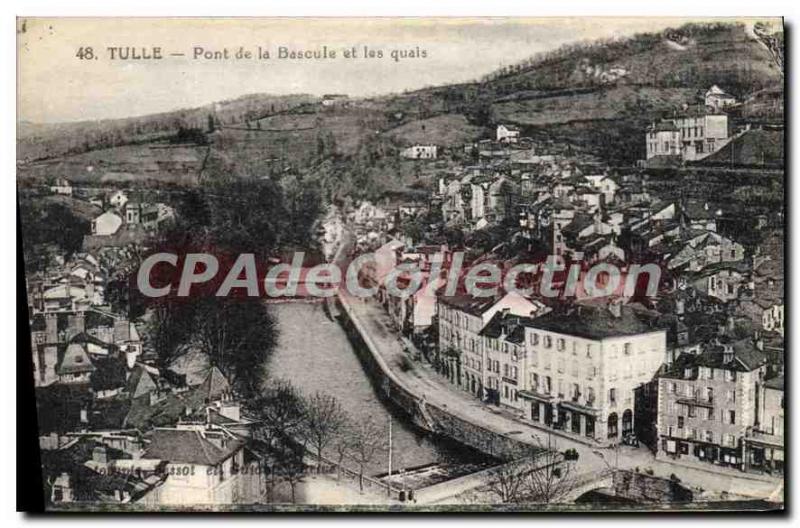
<box><xmin>705</xmin><ymin>85</ymin><xmax>737</xmax><ymax>112</ymax></box>
<box><xmin>496</xmin><ymin>124</ymin><xmax>520</xmax><ymax>143</ymax></box>
<box><xmin>92</xmin><ymin>211</ymin><xmax>123</xmax><ymax>236</ymax></box>
<box><xmin>583</xmin><ymin>174</ymin><xmax>619</xmax><ymax>204</ymax></box>
<box><xmin>57</xmin><ymin>342</ymin><xmax>96</xmax><ymax>384</ymax></box>
<box><xmin>50</xmin><ymin>177</ymin><xmax>73</xmax><ymax>196</ymax></box>
<box><xmin>108</xmin><ymin>190</ymin><xmax>128</xmax><ymax>209</ymax></box>
<box><xmin>646</xmin><ymin>109</ymin><xmax>729</xmax><ymax>161</ymax></box>
<box><xmin>691</xmin><ymin>264</ymin><xmax>747</xmax><ymax>302</ymax></box>
<box><xmin>400</xmin><ymin>144</ymin><xmax>438</xmax><ymax>159</ymax></box>
<box><xmin>667</xmin><ymin>231</ymin><xmax>745</xmax><ymax>272</ymax></box>
<box><xmin>321</xmin><ymin>94</ymin><xmax>349</xmax><ymax>107</ymax></box>
<box><xmin>762</xmin><ymin>302</ymin><xmax>784</xmax><ymax>337</ymax></box>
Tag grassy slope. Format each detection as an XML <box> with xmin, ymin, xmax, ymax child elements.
<box><xmin>17</xmin><ymin>22</ymin><xmax>784</xmax><ymax>193</ymax></box>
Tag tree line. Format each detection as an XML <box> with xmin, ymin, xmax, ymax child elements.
<box><xmin>248</xmin><ymin>380</ymin><xmax>388</xmax><ymax>503</ymax></box>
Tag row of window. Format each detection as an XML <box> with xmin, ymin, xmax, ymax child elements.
<box><xmin>665</xmin><ymin>426</ymin><xmax>737</xmax><ymax>447</ymax></box>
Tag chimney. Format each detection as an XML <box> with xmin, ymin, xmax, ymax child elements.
<box><xmin>726</xmin><ymin>315</ymin><xmax>736</xmax><ymax>335</ymax></box>
<box><xmin>608</xmin><ymin>298</ymin><xmax>623</xmax><ymax>319</ymax></box>
<box><xmin>219</xmin><ymin>402</ymin><xmax>241</xmax><ymax>423</ymax></box>
<box><xmin>125</xmin><ymin>347</ymin><xmax>138</xmax><ymax>369</ymax></box>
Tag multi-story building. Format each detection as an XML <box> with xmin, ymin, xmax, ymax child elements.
<box><xmin>745</xmin><ymin>374</ymin><xmax>784</xmax><ymax>474</ymax></box>
<box><xmin>646</xmin><ymin>110</ymin><xmax>729</xmax><ymax>161</ymax></box>
<box><xmin>518</xmin><ymin>301</ymin><xmax>667</xmax><ymax>445</ymax></box>
<box><xmin>655</xmin><ymin>339</ymin><xmax>768</xmax><ymax>471</ymax></box>
<box><xmin>436</xmin><ymin>292</ymin><xmax>546</xmax><ymax>397</ymax></box>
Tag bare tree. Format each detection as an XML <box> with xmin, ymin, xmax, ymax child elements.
<box><xmin>332</xmin><ymin>418</ymin><xmax>356</xmax><ymax>481</ymax></box>
<box><xmin>274</xmin><ymin>451</ymin><xmax>305</xmax><ymax>504</ymax></box>
<box><xmin>523</xmin><ymin>435</ymin><xmax>578</xmax><ymax>504</ymax></box>
<box><xmin>349</xmin><ymin>416</ymin><xmax>386</xmax><ymax>491</ymax></box>
<box><xmin>249</xmin><ymin>378</ymin><xmax>307</xmax><ymax>445</ymax></box>
<box><xmin>484</xmin><ymin>434</ymin><xmax>578</xmax><ymax>504</ymax></box>
<box><xmin>485</xmin><ymin>458</ymin><xmax>529</xmax><ymax>503</ymax></box>
<box><xmin>299</xmin><ymin>392</ymin><xmax>347</xmax><ymax>473</ymax></box>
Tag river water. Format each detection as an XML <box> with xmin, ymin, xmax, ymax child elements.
<box><xmin>267</xmin><ymin>301</ymin><xmax>483</xmax><ymax>478</ymax></box>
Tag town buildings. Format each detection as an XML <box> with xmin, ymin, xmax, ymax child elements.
<box><xmin>654</xmin><ymin>338</ymin><xmax>778</xmax><ymax>472</ymax></box>
<box><xmin>646</xmin><ymin>109</ymin><xmax>730</xmax><ymax>162</ymax></box>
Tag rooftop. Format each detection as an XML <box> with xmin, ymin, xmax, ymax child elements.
<box><xmin>524</xmin><ymin>303</ymin><xmax>659</xmax><ymax>340</ymax></box>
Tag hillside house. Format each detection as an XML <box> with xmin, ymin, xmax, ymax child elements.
<box><xmin>496</xmin><ymin>124</ymin><xmax>521</xmax><ymax>143</ymax></box>
<box><xmin>108</xmin><ymin>190</ymin><xmax>129</xmax><ymax>209</ymax></box>
<box><xmin>646</xmin><ymin>110</ymin><xmax>729</xmax><ymax>161</ymax></box>
<box><xmin>400</xmin><ymin>144</ymin><xmax>438</xmax><ymax>159</ymax></box>
<box><xmin>50</xmin><ymin>177</ymin><xmax>73</xmax><ymax>196</ymax></box>
<box><xmin>705</xmin><ymin>85</ymin><xmax>737</xmax><ymax>112</ymax></box>
<box><xmin>667</xmin><ymin>231</ymin><xmax>745</xmax><ymax>272</ymax></box>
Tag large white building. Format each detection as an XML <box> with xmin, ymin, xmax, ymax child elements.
<box><xmin>646</xmin><ymin>110</ymin><xmax>729</xmax><ymax>161</ymax></box>
<box><xmin>518</xmin><ymin>302</ymin><xmax>666</xmax><ymax>444</ymax></box>
<box><xmin>437</xmin><ymin>296</ymin><xmax>667</xmax><ymax>446</ymax></box>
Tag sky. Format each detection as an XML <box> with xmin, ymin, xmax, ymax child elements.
<box><xmin>17</xmin><ymin>17</ymin><xmax>757</xmax><ymax>123</ymax></box>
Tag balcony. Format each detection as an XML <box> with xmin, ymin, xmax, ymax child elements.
<box><xmin>746</xmin><ymin>429</ymin><xmax>784</xmax><ymax>449</ymax></box>
<box><xmin>675</xmin><ymin>396</ymin><xmax>714</xmax><ymax>409</ymax></box>
<box><xmin>559</xmin><ymin>398</ymin><xmax>600</xmax><ymax>416</ymax></box>
<box><xmin>518</xmin><ymin>389</ymin><xmax>553</xmax><ymax>402</ymax></box>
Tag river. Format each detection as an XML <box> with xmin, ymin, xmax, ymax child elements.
<box><xmin>267</xmin><ymin>301</ymin><xmax>486</xmax><ymax>478</ymax></box>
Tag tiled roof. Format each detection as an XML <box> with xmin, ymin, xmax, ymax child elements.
<box><xmin>764</xmin><ymin>375</ymin><xmax>784</xmax><ymax>391</ymax></box>
<box><xmin>524</xmin><ymin>304</ymin><xmax>657</xmax><ymax>340</ymax></box>
<box><xmin>143</xmin><ymin>428</ymin><xmax>242</xmax><ymax>466</ymax></box>
<box><xmin>438</xmin><ymin>294</ymin><xmax>497</xmax><ymax>317</ymax></box>
<box><xmin>57</xmin><ymin>343</ymin><xmax>97</xmax><ymax>375</ymax></box>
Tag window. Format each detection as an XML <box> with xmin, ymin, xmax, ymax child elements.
<box><xmin>544</xmin><ymin>336</ymin><xmax>552</xmax><ymax>349</ymax></box>
<box><xmin>705</xmin><ymin>430</ymin><xmax>713</xmax><ymax>443</ymax></box>
<box><xmin>531</xmin><ymin>333</ymin><xmax>539</xmax><ymax>346</ymax></box>
<box><xmin>557</xmin><ymin>338</ymin><xmax>565</xmax><ymax>351</ymax></box>
<box><xmin>678</xmin><ymin>416</ymin><xmax>684</xmax><ymax>429</ymax></box>
<box><xmin>725</xmin><ymin>434</ymin><xmax>736</xmax><ymax>447</ymax></box>
<box><xmin>586</xmin><ymin>344</ymin><xmax>593</xmax><ymax>358</ymax></box>
<box><xmin>670</xmin><ymin>382</ymin><xmax>677</xmax><ymax>394</ymax></box>
<box><xmin>624</xmin><ymin>343</ymin><xmax>632</xmax><ymax>356</ymax></box>
<box><xmin>572</xmin><ymin>383</ymin><xmax>580</xmax><ymax>401</ymax></box>
<box><xmin>531</xmin><ymin>373</ymin><xmax>539</xmax><ymax>391</ymax></box>
<box><xmin>706</xmin><ymin>407</ymin><xmax>714</xmax><ymax>421</ymax></box>
<box><xmin>587</xmin><ymin>387</ymin><xmax>595</xmax><ymax>404</ymax></box>
<box><xmin>728</xmin><ymin>410</ymin><xmax>736</xmax><ymax>425</ymax></box>
<box><xmin>688</xmin><ymin>406</ymin><xmax>696</xmax><ymax>418</ymax></box>
<box><xmin>608</xmin><ymin>388</ymin><xmax>617</xmax><ymax>405</ymax></box>
<box><xmin>544</xmin><ymin>376</ymin><xmax>552</xmax><ymax>394</ymax></box>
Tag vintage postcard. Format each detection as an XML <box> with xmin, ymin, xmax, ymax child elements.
<box><xmin>17</xmin><ymin>17</ymin><xmax>784</xmax><ymax>511</ymax></box>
